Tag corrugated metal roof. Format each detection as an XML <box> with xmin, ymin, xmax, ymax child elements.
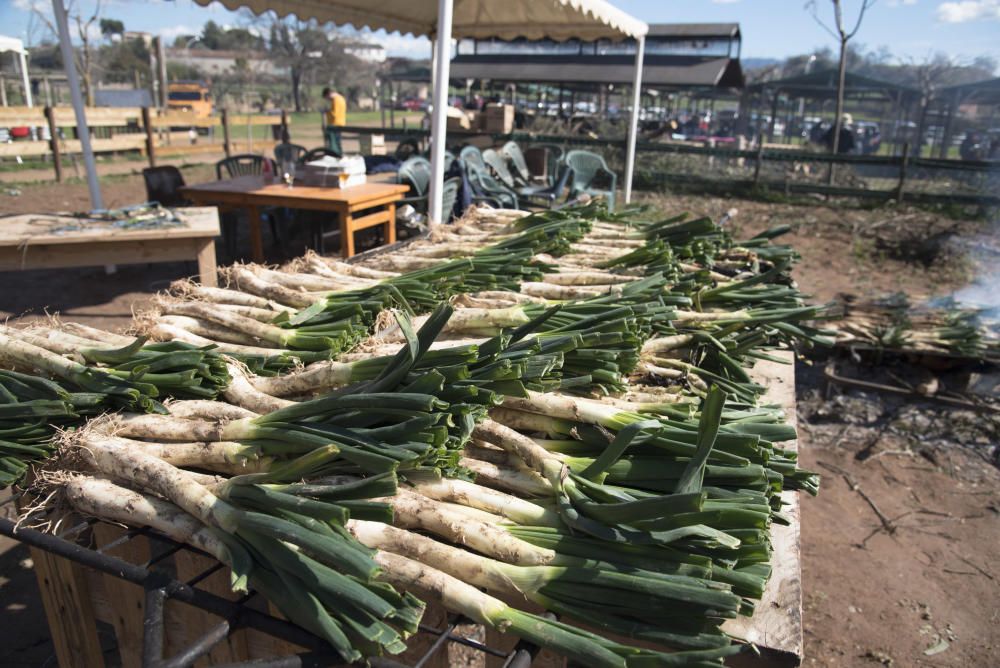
<box><xmin>449</xmin><ymin>56</ymin><xmax>742</xmax><ymax>88</ymax></box>
<box><xmin>648</xmin><ymin>23</ymin><xmax>740</xmax><ymax>39</ymax></box>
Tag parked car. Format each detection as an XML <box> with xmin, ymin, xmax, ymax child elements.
<box><xmin>854</xmin><ymin>121</ymin><xmax>882</xmax><ymax>155</ymax></box>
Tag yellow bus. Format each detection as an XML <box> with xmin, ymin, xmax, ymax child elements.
<box><xmin>167</xmin><ymin>81</ymin><xmax>213</xmax><ymax>118</ymax></box>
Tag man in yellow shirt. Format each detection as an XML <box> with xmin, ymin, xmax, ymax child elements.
<box><xmin>322</xmin><ymin>86</ymin><xmax>346</xmax><ymax>155</ymax></box>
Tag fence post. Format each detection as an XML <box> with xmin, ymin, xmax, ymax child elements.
<box><xmin>142</xmin><ymin>107</ymin><xmax>156</xmax><ymax>168</ymax></box>
<box><xmin>45</xmin><ymin>106</ymin><xmax>63</xmax><ymax>182</ymax></box>
<box><xmin>280</xmin><ymin>108</ymin><xmax>289</xmax><ymax>143</ymax></box>
<box><xmin>221</xmin><ymin>109</ymin><xmax>232</xmax><ymax>157</ymax></box>
<box><xmin>752</xmin><ymin>140</ymin><xmax>764</xmax><ymax>188</ymax></box>
<box><xmin>895</xmin><ymin>142</ymin><xmax>910</xmax><ymax>203</ymax></box>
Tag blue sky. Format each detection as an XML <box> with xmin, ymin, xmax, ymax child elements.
<box><xmin>3</xmin><ymin>0</ymin><xmax>999</xmax><ymax>67</ymax></box>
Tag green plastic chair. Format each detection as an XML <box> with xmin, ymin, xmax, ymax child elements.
<box><xmin>482</xmin><ymin>148</ymin><xmax>518</xmax><ymax>189</ymax></box>
<box><xmin>565</xmin><ymin>150</ymin><xmax>617</xmax><ymax>211</ymax></box>
<box><xmin>397</xmin><ymin>156</ymin><xmax>432</xmax><ymax>212</ymax></box>
<box><xmin>274</xmin><ymin>142</ymin><xmax>307</xmax><ymax>165</ymax></box>
<box><xmin>465</xmin><ymin>160</ymin><xmax>518</xmax><ymax>209</ymax></box>
<box><xmin>501</xmin><ymin>141</ymin><xmax>532</xmax><ymax>184</ymax></box>
<box><xmin>441</xmin><ymin>176</ymin><xmax>462</xmax><ymax>223</ymax></box>
<box><xmin>459</xmin><ymin>145</ymin><xmax>487</xmax><ymax>172</ymax></box>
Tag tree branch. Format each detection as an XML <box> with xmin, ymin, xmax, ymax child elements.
<box><xmin>806</xmin><ymin>0</ymin><xmax>840</xmax><ymax>41</ymax></box>
<box><xmin>847</xmin><ymin>0</ymin><xmax>877</xmax><ymax>40</ymax></box>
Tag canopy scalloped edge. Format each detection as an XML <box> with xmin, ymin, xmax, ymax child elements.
<box><xmin>192</xmin><ymin>0</ymin><xmax>647</xmax><ymax>41</ymax></box>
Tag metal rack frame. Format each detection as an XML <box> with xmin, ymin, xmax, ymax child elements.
<box><xmin>0</xmin><ymin>497</ymin><xmax>541</xmax><ymax>668</ymax></box>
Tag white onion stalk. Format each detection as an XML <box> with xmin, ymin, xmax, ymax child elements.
<box><xmin>150</xmin><ymin>321</ymin><xmax>289</xmax><ymax>357</ymax></box>
<box><xmin>305</xmin><ymin>254</ymin><xmax>399</xmax><ymax>279</ymax></box>
<box><xmin>62</xmin><ymin>322</ymin><xmax>135</xmax><ymax>346</ymax></box>
<box><xmin>73</xmin><ymin>430</ymin><xmax>241</xmax><ymax>531</ymax></box>
<box><xmin>171</xmin><ymin>282</ymin><xmax>295</xmax><ymax>313</ymax></box>
<box><xmin>212</xmin><ymin>303</ymin><xmax>284</xmax><ymax>323</ymax></box>
<box><xmin>642</xmin><ymin>334</ymin><xmax>696</xmax><ymax>354</ymax></box>
<box><xmin>543</xmin><ymin>272</ymin><xmax>637</xmax><ymax>287</ymax></box>
<box><xmin>365</xmin><ymin>551</ymin><xmax>625</xmax><ymax>668</ymax></box>
<box><xmin>672</xmin><ymin>309</ymin><xmax>750</xmax><ymax>324</ymax></box>
<box><xmin>155</xmin><ymin>315</ymin><xmax>269</xmax><ymax>347</ymax></box>
<box><xmin>252</xmin><ymin>266</ymin><xmax>375</xmax><ymax>292</ymax></box>
<box><xmin>382</xmin><ymin>488</ymin><xmax>556</xmax><ymax>564</ymax></box>
<box><xmin>518</xmin><ymin>283</ymin><xmax>607</xmax><ymax>300</ymax></box>
<box><xmin>65</xmin><ymin>476</ymin><xmax>233</xmax><ymax>565</ymax></box>
<box><xmin>406</xmin><ymin>476</ymin><xmax>560</xmax><ymax>527</ymax></box>
<box><xmin>458</xmin><ymin>457</ymin><xmax>553</xmax><ymax>496</ymax></box>
<box><xmin>83</xmin><ymin>433</ymin><xmax>265</xmax><ymax>470</ymax></box>
<box><xmin>224</xmin><ymin>266</ymin><xmax>316</xmax><ymax>308</ymax></box>
<box><xmin>222</xmin><ymin>361</ymin><xmax>295</xmax><ymax>414</ymax></box>
<box><xmin>165</xmin><ymin>399</ymin><xmax>259</xmax><ymax>421</ymax></box>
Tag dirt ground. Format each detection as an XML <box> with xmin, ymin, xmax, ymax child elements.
<box><xmin>1</xmin><ymin>179</ymin><xmax>998</xmax><ymax>667</ymax></box>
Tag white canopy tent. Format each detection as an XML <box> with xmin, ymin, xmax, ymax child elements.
<box><xmin>0</xmin><ymin>36</ymin><xmax>34</xmax><ymax>108</ymax></box>
<box><xmin>198</xmin><ymin>0</ymin><xmax>648</xmax><ymax>223</ymax></box>
<box><xmin>58</xmin><ymin>0</ymin><xmax>648</xmax><ymax>219</ymax></box>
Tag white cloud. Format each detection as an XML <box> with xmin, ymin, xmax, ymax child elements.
<box><xmin>364</xmin><ymin>30</ymin><xmax>431</xmax><ymax>59</ymax></box>
<box><xmin>887</xmin><ymin>0</ymin><xmax>918</xmax><ymax>6</ymax></box>
<box><xmin>157</xmin><ymin>25</ymin><xmax>199</xmax><ymax>41</ymax></box>
<box><xmin>937</xmin><ymin>0</ymin><xmax>1000</xmax><ymax>22</ymax></box>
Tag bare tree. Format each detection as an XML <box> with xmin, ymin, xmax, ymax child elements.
<box><xmin>32</xmin><ymin>0</ymin><xmax>103</xmax><ymax>106</ymax></box>
<box><xmin>267</xmin><ymin>17</ymin><xmax>330</xmax><ymax>112</ymax></box>
<box><xmin>807</xmin><ymin>0</ymin><xmax>876</xmax><ymax>157</ymax></box>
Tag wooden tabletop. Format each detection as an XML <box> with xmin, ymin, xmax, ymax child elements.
<box><xmin>725</xmin><ymin>349</ymin><xmax>803</xmax><ymax>665</ymax></box>
<box><xmin>180</xmin><ymin>176</ymin><xmax>409</xmax><ymax>208</ymax></box>
<box><xmin>0</xmin><ymin>207</ymin><xmax>220</xmax><ymax>247</ymax></box>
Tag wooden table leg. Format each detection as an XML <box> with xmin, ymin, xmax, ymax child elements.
<box><xmin>386</xmin><ymin>203</ymin><xmax>396</xmax><ymax>245</ymax></box>
<box><xmin>196</xmin><ymin>239</ymin><xmax>218</xmax><ymax>286</ymax></box>
<box><xmin>340</xmin><ymin>206</ymin><xmax>355</xmax><ymax>258</ymax></box>
<box><xmin>246</xmin><ymin>205</ymin><xmax>264</xmax><ymax>263</ymax></box>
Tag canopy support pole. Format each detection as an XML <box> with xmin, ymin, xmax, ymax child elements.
<box><xmin>624</xmin><ymin>35</ymin><xmax>645</xmax><ymax>205</ymax></box>
<box><xmin>52</xmin><ymin>0</ymin><xmax>102</xmax><ymax>209</ymax></box>
<box><xmin>18</xmin><ymin>50</ymin><xmax>32</xmax><ymax>107</ymax></box>
<box><xmin>427</xmin><ymin>0</ymin><xmax>454</xmax><ymax>226</ymax></box>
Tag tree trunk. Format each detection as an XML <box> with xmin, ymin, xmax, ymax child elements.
<box><xmin>291</xmin><ymin>69</ymin><xmax>302</xmax><ymax>112</ymax></box>
<box><xmin>827</xmin><ymin>36</ymin><xmax>849</xmax><ymax>184</ymax></box>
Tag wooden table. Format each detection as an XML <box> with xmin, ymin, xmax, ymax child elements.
<box><xmin>0</xmin><ymin>207</ymin><xmax>219</xmax><ymax>286</ymax></box>
<box><xmin>726</xmin><ymin>350</ymin><xmax>803</xmax><ymax>666</ymax></box>
<box><xmin>180</xmin><ymin>176</ymin><xmax>409</xmax><ymax>261</ymax></box>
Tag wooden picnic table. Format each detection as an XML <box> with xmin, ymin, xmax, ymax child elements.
<box><xmin>180</xmin><ymin>176</ymin><xmax>409</xmax><ymax>262</ymax></box>
<box><xmin>0</xmin><ymin>207</ymin><xmax>219</xmax><ymax>286</ymax></box>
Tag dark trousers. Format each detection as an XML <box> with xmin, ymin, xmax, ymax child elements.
<box><xmin>324</xmin><ymin>126</ymin><xmax>342</xmax><ymax>155</ymax></box>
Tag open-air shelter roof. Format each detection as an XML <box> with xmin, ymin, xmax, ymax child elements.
<box><xmin>938</xmin><ymin>77</ymin><xmax>1000</xmax><ymax>106</ymax></box>
<box><xmin>748</xmin><ymin>68</ymin><xmax>920</xmax><ymax>104</ymax></box>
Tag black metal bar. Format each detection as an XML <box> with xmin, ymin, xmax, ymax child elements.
<box><xmin>0</xmin><ymin>517</ymin><xmax>335</xmax><ymax>654</ymax></box>
<box><xmin>143</xmin><ymin>586</ymin><xmax>168</xmax><ymax>666</ymax></box>
<box><xmin>412</xmin><ymin>617</ymin><xmax>457</xmax><ymax>668</ymax></box>
<box><xmin>1</xmin><ymin>516</ymin><xmax>536</xmax><ymax>667</ymax></box>
<box><xmin>158</xmin><ymin>619</ymin><xmax>232</xmax><ymax>668</ymax></box>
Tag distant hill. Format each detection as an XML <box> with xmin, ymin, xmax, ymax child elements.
<box><xmin>741</xmin><ymin>57</ymin><xmax>780</xmax><ymax>70</ymax></box>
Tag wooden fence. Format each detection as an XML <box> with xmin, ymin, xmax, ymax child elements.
<box><xmin>0</xmin><ymin>106</ymin><xmax>285</xmax><ymax>181</ymax></box>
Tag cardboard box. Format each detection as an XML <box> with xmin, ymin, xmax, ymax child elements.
<box><xmin>483</xmin><ymin>104</ymin><xmax>514</xmax><ymax>133</ymax></box>
<box><xmin>359</xmin><ymin>133</ymin><xmax>386</xmax><ymax>155</ymax></box>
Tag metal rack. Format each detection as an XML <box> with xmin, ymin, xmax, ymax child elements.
<box><xmin>0</xmin><ymin>495</ymin><xmax>541</xmax><ymax>668</ymax></box>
